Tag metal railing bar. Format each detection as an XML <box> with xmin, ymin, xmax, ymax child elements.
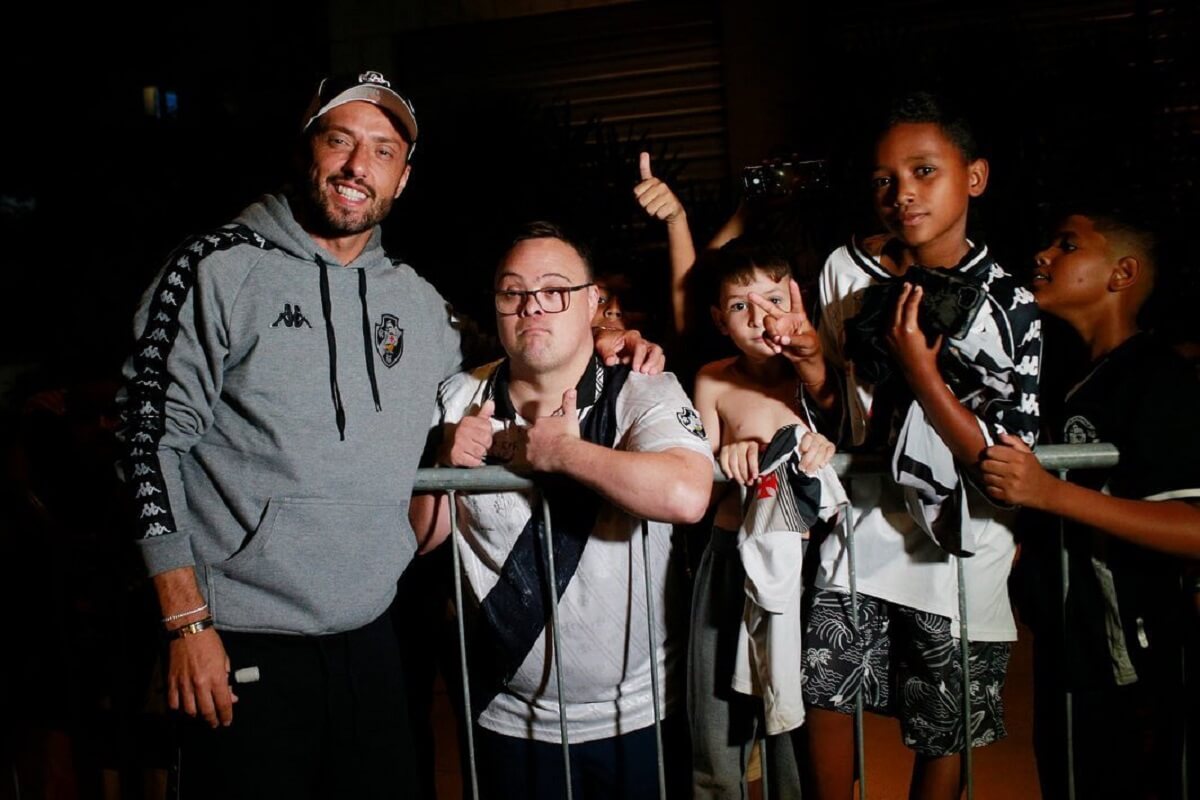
<box><xmin>1182</xmin><ymin>640</ymin><xmax>1189</xmax><ymax>800</ymax></box>
<box><xmin>418</xmin><ymin>442</ymin><xmax>1122</xmax><ymax>800</ymax></box>
<box><xmin>956</xmin><ymin>557</ymin><xmax>974</xmax><ymax>800</ymax></box>
<box><xmin>539</xmin><ymin>496</ymin><xmax>574</xmax><ymax>800</ymax></box>
<box><xmin>759</xmin><ymin>733</ymin><xmax>770</xmax><ymax>798</ymax></box>
<box><xmin>448</xmin><ymin>490</ymin><xmax>481</xmax><ymax>800</ymax></box>
<box><xmin>640</xmin><ymin>519</ymin><xmax>668</xmax><ymax>799</ymax></box>
<box><xmin>844</xmin><ymin>483</ymin><xmax>868</xmax><ymax>800</ymax></box>
<box><xmin>1057</xmin><ymin>470</ymin><xmax>1077</xmax><ymax>800</ymax></box>
<box><xmin>415</xmin><ymin>444</ymin><xmax>1120</xmax><ymax>493</ymax></box>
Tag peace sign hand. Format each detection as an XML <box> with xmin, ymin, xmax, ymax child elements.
<box><xmin>747</xmin><ymin>279</ymin><xmax>821</xmax><ymax>364</ymax></box>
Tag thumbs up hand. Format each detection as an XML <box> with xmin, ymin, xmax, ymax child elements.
<box><xmin>441</xmin><ymin>399</ymin><xmax>495</xmax><ymax>468</ymax></box>
<box><xmin>525</xmin><ymin>389</ymin><xmax>582</xmax><ymax>473</ymax></box>
<box><xmin>633</xmin><ymin>152</ymin><xmax>685</xmax><ymax>225</ymax></box>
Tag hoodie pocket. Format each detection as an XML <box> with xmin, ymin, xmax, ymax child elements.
<box><xmin>208</xmin><ymin>497</ymin><xmax>415</xmax><ymax>634</ymax></box>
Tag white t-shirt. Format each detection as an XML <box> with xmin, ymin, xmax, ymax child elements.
<box><xmin>813</xmin><ymin>239</ymin><xmax>1032</xmax><ymax>642</ymax></box>
<box><xmin>434</xmin><ymin>360</ymin><xmax>713</xmax><ymax>742</ymax></box>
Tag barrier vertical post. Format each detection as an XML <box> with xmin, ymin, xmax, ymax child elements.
<box><xmin>640</xmin><ymin>519</ymin><xmax>668</xmax><ymax>800</ymax></box>
<box><xmin>540</xmin><ymin>496</ymin><xmax>574</xmax><ymax>800</ymax></box>
<box><xmin>956</xmin><ymin>557</ymin><xmax>974</xmax><ymax>800</ymax></box>
<box><xmin>447</xmin><ymin>491</ymin><xmax>481</xmax><ymax>800</ymax></box>
<box><xmin>844</xmin><ymin>483</ymin><xmax>868</xmax><ymax>800</ymax></box>
<box><xmin>1057</xmin><ymin>471</ymin><xmax>1076</xmax><ymax>800</ymax></box>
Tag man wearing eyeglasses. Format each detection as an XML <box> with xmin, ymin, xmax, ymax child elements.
<box><xmin>118</xmin><ymin>71</ymin><xmax>667</xmax><ymax>799</ymax></box>
<box><xmin>411</xmin><ymin>221</ymin><xmax>713</xmax><ymax>799</ymax></box>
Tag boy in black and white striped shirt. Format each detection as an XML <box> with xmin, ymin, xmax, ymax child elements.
<box><xmin>791</xmin><ymin>92</ymin><xmax>1042</xmax><ymax>800</ymax></box>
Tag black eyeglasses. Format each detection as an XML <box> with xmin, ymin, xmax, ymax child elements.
<box><xmin>493</xmin><ymin>283</ymin><xmax>593</xmax><ymax>316</ymax></box>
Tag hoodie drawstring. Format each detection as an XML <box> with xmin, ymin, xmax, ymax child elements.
<box><xmin>315</xmin><ymin>254</ymin><xmax>384</xmax><ymax>441</ymax></box>
<box><xmin>316</xmin><ymin>254</ymin><xmax>347</xmax><ymax>441</ymax></box>
<box><xmin>358</xmin><ymin>269</ymin><xmax>383</xmax><ymax>412</ymax></box>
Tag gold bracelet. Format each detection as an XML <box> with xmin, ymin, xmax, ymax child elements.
<box><xmin>166</xmin><ymin>616</ymin><xmax>215</xmax><ymax>640</ymax></box>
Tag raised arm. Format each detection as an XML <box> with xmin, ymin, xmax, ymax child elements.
<box><xmin>634</xmin><ymin>152</ymin><xmax>697</xmax><ymax>337</ymax></box>
<box><xmin>708</xmin><ymin>199</ymin><xmax>750</xmax><ymax>251</ymax></box>
<box><xmin>887</xmin><ymin>283</ymin><xmax>987</xmax><ymax>464</ymax></box>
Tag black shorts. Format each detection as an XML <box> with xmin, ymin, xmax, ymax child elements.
<box><xmin>801</xmin><ymin>588</ymin><xmax>1011</xmax><ymax>757</ymax></box>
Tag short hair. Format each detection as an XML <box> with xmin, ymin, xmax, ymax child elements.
<box><xmin>499</xmin><ymin>220</ymin><xmax>594</xmax><ymax>281</ymax></box>
<box><xmin>880</xmin><ymin>91</ymin><xmax>979</xmax><ymax>162</ymax></box>
<box><xmin>709</xmin><ymin>237</ymin><xmax>792</xmax><ymax>304</ymax></box>
<box><xmin>1049</xmin><ymin>202</ymin><xmax>1164</xmax><ymax>320</ymax></box>
<box><xmin>1088</xmin><ymin>214</ymin><xmax>1158</xmax><ymax>271</ymax></box>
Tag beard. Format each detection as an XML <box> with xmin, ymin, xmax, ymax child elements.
<box><xmin>304</xmin><ymin>174</ymin><xmax>395</xmax><ymax>239</ymax></box>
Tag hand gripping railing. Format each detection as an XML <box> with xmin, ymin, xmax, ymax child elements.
<box><xmin>413</xmin><ymin>443</ymin><xmax>1127</xmax><ymax>800</ymax></box>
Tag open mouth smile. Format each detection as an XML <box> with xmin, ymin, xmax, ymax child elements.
<box><xmin>332</xmin><ymin>183</ymin><xmax>372</xmax><ymax>204</ymax></box>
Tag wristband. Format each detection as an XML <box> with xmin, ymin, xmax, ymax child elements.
<box><xmin>166</xmin><ymin>616</ymin><xmax>215</xmax><ymax>640</ymax></box>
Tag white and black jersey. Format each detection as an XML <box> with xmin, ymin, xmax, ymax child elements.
<box><xmin>820</xmin><ymin>237</ymin><xmax>1042</xmax><ymax>451</ymax></box>
<box><xmin>812</xmin><ymin>238</ymin><xmax>1042</xmax><ymax>640</ymax></box>
<box><xmin>433</xmin><ymin>359</ymin><xmax>713</xmax><ymax>743</ymax></box>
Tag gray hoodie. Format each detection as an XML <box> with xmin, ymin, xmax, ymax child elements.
<box><xmin>120</xmin><ymin>193</ymin><xmax>461</xmax><ymax>635</ymax></box>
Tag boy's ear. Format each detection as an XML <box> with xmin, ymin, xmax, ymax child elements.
<box><xmin>967</xmin><ymin>158</ymin><xmax>989</xmax><ymax>197</ymax></box>
<box><xmin>710</xmin><ymin>305</ymin><xmax>728</xmax><ymax>335</ymax></box>
<box><xmin>1109</xmin><ymin>255</ymin><xmax>1143</xmax><ymax>293</ymax></box>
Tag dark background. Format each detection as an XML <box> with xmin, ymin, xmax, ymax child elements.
<box><xmin>1</xmin><ymin>1</ymin><xmax>1197</xmax><ymax>796</ymax></box>
<box><xmin>3</xmin><ymin>0</ymin><xmax>1197</xmax><ymax>373</ymax></box>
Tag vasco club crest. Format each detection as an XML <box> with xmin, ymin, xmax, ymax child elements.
<box><xmin>375</xmin><ymin>314</ymin><xmax>404</xmax><ymax>368</ymax></box>
<box><xmin>676</xmin><ymin>407</ymin><xmax>707</xmax><ymax>440</ymax></box>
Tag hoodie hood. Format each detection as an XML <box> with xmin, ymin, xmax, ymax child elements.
<box><xmin>234</xmin><ymin>192</ymin><xmax>389</xmax><ymax>272</ymax></box>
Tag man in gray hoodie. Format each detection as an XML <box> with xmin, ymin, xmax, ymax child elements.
<box><xmin>119</xmin><ymin>72</ymin><xmax>662</xmax><ymax>798</ymax></box>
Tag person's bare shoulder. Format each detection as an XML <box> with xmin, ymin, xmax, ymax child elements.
<box><xmin>696</xmin><ymin>356</ymin><xmax>739</xmax><ymax>383</ymax></box>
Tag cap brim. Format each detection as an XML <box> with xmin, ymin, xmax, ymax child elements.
<box><xmin>305</xmin><ymin>85</ymin><xmax>418</xmax><ymax>144</ymax></box>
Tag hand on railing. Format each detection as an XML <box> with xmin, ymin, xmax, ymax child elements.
<box><xmin>981</xmin><ymin>433</ymin><xmax>1061</xmax><ymax>509</ymax></box>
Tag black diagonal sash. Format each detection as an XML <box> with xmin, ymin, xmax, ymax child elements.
<box><xmin>468</xmin><ymin>359</ymin><xmax>631</xmax><ymax>719</ymax></box>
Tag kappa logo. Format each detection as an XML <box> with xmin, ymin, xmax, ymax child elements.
<box><xmin>375</xmin><ymin>313</ymin><xmax>404</xmax><ymax>368</ymax></box>
<box><xmin>271</xmin><ymin>303</ymin><xmax>312</xmax><ymax>329</ymax></box>
<box><xmin>676</xmin><ymin>407</ymin><xmax>707</xmax><ymax>440</ymax></box>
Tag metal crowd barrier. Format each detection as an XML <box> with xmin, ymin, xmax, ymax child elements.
<box><xmin>415</xmin><ymin>442</ymin><xmax>1139</xmax><ymax>800</ymax></box>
